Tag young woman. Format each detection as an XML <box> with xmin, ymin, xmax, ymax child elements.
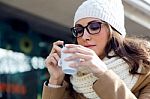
<box><xmin>42</xmin><ymin>0</ymin><xmax>150</xmax><ymax>99</ymax></box>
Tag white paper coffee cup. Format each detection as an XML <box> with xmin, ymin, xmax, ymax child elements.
<box><xmin>58</xmin><ymin>46</ymin><xmax>78</xmax><ymax>75</ymax></box>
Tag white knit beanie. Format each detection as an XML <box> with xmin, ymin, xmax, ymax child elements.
<box><xmin>74</xmin><ymin>0</ymin><xmax>126</xmax><ymax>37</ymax></box>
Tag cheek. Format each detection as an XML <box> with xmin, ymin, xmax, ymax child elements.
<box><xmin>77</xmin><ymin>38</ymin><xmax>83</xmax><ymax>45</ymax></box>
<box><xmin>76</xmin><ymin>27</ymin><xmax>110</xmax><ymax>57</ymax></box>
<box><xmin>94</xmin><ymin>31</ymin><xmax>110</xmax><ymax>56</ymax></box>
<box><xmin>94</xmin><ymin>37</ymin><xmax>107</xmax><ymax>56</ymax></box>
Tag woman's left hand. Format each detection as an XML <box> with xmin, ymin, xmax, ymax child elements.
<box><xmin>63</xmin><ymin>44</ymin><xmax>107</xmax><ymax>77</ymax></box>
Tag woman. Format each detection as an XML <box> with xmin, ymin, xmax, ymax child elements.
<box><xmin>42</xmin><ymin>0</ymin><xmax>150</xmax><ymax>99</ymax></box>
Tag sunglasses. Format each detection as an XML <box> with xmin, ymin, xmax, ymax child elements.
<box><xmin>71</xmin><ymin>21</ymin><xmax>105</xmax><ymax>38</ymax></box>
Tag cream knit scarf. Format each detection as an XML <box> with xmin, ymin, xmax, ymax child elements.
<box><xmin>70</xmin><ymin>55</ymin><xmax>141</xmax><ymax>99</ymax></box>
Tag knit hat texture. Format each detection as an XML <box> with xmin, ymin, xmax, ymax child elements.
<box><xmin>74</xmin><ymin>0</ymin><xmax>126</xmax><ymax>37</ymax></box>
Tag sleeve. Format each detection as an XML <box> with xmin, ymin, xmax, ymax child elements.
<box><xmin>93</xmin><ymin>70</ymin><xmax>137</xmax><ymax>99</ymax></box>
<box><xmin>42</xmin><ymin>81</ymin><xmax>68</xmax><ymax>99</ymax></box>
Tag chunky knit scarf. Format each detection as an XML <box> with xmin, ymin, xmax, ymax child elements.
<box><xmin>70</xmin><ymin>55</ymin><xmax>141</xmax><ymax>99</ymax></box>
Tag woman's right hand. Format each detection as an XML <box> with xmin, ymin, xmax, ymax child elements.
<box><xmin>45</xmin><ymin>41</ymin><xmax>65</xmax><ymax>85</ymax></box>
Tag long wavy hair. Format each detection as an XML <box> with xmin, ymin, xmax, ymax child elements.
<box><xmin>73</xmin><ymin>24</ymin><xmax>150</xmax><ymax>74</ymax></box>
<box><xmin>105</xmin><ymin>29</ymin><xmax>150</xmax><ymax>74</ymax></box>
<box><xmin>65</xmin><ymin>25</ymin><xmax>150</xmax><ymax>96</ymax></box>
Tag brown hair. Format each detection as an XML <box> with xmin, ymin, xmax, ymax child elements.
<box><xmin>105</xmin><ymin>30</ymin><xmax>150</xmax><ymax>74</ymax></box>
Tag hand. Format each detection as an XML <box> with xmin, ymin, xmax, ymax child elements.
<box><xmin>63</xmin><ymin>44</ymin><xmax>107</xmax><ymax>77</ymax></box>
<box><xmin>45</xmin><ymin>41</ymin><xmax>65</xmax><ymax>85</ymax></box>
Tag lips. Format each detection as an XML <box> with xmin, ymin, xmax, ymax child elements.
<box><xmin>84</xmin><ymin>45</ymin><xmax>96</xmax><ymax>48</ymax></box>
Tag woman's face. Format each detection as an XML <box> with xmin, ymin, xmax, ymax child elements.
<box><xmin>76</xmin><ymin>17</ymin><xmax>110</xmax><ymax>59</ymax></box>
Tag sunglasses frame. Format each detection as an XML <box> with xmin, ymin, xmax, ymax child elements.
<box><xmin>71</xmin><ymin>20</ymin><xmax>105</xmax><ymax>38</ymax></box>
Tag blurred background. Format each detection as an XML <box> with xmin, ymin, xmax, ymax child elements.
<box><xmin>0</xmin><ymin>0</ymin><xmax>149</xmax><ymax>99</ymax></box>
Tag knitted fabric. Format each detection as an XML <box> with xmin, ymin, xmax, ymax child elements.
<box><xmin>74</xmin><ymin>0</ymin><xmax>126</xmax><ymax>37</ymax></box>
<box><xmin>70</xmin><ymin>73</ymin><xmax>99</xmax><ymax>99</ymax></box>
<box><xmin>70</xmin><ymin>55</ymin><xmax>140</xmax><ymax>99</ymax></box>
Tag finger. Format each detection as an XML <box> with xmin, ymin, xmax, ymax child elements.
<box><xmin>45</xmin><ymin>55</ymin><xmax>57</xmax><ymax>67</ymax></box>
<box><xmin>53</xmin><ymin>40</ymin><xmax>64</xmax><ymax>46</ymax></box>
<box><xmin>63</xmin><ymin>45</ymin><xmax>92</xmax><ymax>55</ymax></box>
<box><xmin>50</xmin><ymin>45</ymin><xmax>62</xmax><ymax>56</ymax></box>
<box><xmin>65</xmin><ymin>44</ymin><xmax>83</xmax><ymax>49</ymax></box>
<box><xmin>50</xmin><ymin>41</ymin><xmax>64</xmax><ymax>55</ymax></box>
<box><xmin>53</xmin><ymin>53</ymin><xmax>60</xmax><ymax>63</ymax></box>
<box><xmin>69</xmin><ymin>61</ymin><xmax>86</xmax><ymax>68</ymax></box>
<box><xmin>64</xmin><ymin>52</ymin><xmax>91</xmax><ymax>61</ymax></box>
<box><xmin>50</xmin><ymin>57</ymin><xmax>58</xmax><ymax>66</ymax></box>
<box><xmin>69</xmin><ymin>62</ymin><xmax>78</xmax><ymax>68</ymax></box>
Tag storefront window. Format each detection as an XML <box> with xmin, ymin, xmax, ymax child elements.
<box><xmin>0</xmin><ymin>48</ymin><xmax>49</xmax><ymax>99</ymax></box>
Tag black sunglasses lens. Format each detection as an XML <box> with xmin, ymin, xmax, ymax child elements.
<box><xmin>71</xmin><ymin>28</ymin><xmax>77</xmax><ymax>37</ymax></box>
<box><xmin>76</xmin><ymin>27</ymin><xmax>83</xmax><ymax>33</ymax></box>
<box><xmin>72</xmin><ymin>21</ymin><xmax>103</xmax><ymax>37</ymax></box>
<box><xmin>88</xmin><ymin>22</ymin><xmax>101</xmax><ymax>33</ymax></box>
<box><xmin>73</xmin><ymin>27</ymin><xmax>83</xmax><ymax>37</ymax></box>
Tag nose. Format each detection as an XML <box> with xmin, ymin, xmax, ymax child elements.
<box><xmin>82</xmin><ymin>29</ymin><xmax>91</xmax><ymax>40</ymax></box>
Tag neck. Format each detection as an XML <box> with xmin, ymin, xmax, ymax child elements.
<box><xmin>99</xmin><ymin>53</ymin><xmax>106</xmax><ymax>59</ymax></box>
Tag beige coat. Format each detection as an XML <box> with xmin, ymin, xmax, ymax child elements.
<box><xmin>42</xmin><ymin>66</ymin><xmax>150</xmax><ymax>99</ymax></box>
